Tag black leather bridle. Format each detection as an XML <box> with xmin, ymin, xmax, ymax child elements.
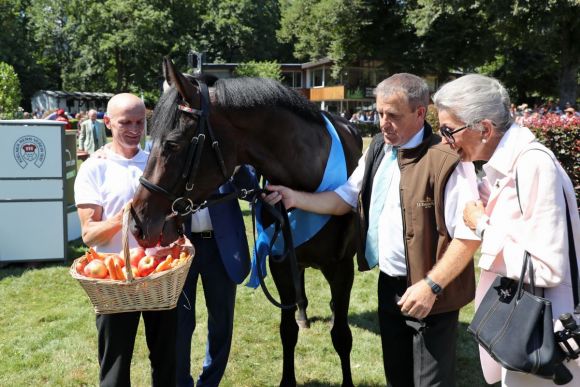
<box><xmin>138</xmin><ymin>78</ymin><xmax>230</xmax><ymax>218</ymax></box>
<box><xmin>135</xmin><ymin>76</ymin><xmax>304</xmax><ymax>310</ymax></box>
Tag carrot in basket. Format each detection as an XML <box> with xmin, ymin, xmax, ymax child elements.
<box><xmin>88</xmin><ymin>247</ymin><xmax>101</xmax><ymax>262</ymax></box>
<box><xmin>154</xmin><ymin>256</ymin><xmax>173</xmax><ymax>273</ymax></box>
<box><xmin>114</xmin><ymin>261</ymin><xmax>126</xmax><ymax>281</ymax></box>
<box><xmin>105</xmin><ymin>257</ymin><xmax>117</xmax><ymax>280</ymax></box>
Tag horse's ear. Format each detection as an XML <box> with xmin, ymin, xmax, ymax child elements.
<box><xmin>162</xmin><ymin>57</ymin><xmax>196</xmax><ymax>103</ymax></box>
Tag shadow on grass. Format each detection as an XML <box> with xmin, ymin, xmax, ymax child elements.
<box><xmin>457</xmin><ymin>321</ymin><xmax>500</xmax><ymax>386</ymax></box>
<box><xmin>0</xmin><ymin>260</ymin><xmax>67</xmax><ymax>281</ymax></box>
<box><xmin>298</xmin><ymin>382</ymin><xmax>380</xmax><ymax>387</ymax></box>
<box><xmin>0</xmin><ymin>238</ymin><xmax>86</xmax><ymax>281</ymax></box>
<box><xmin>348</xmin><ymin>310</ymin><xmax>380</xmax><ymax>335</ymax></box>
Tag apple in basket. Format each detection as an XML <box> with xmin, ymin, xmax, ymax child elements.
<box><xmin>123</xmin><ymin>265</ymin><xmax>140</xmax><ymax>279</ymax></box>
<box><xmin>84</xmin><ymin>260</ymin><xmax>108</xmax><ymax>279</ymax></box>
<box><xmin>120</xmin><ymin>247</ymin><xmax>146</xmax><ymax>268</ymax></box>
<box><xmin>76</xmin><ymin>259</ymin><xmax>88</xmax><ymax>275</ymax></box>
<box><xmin>138</xmin><ymin>256</ymin><xmax>159</xmax><ymax>277</ymax></box>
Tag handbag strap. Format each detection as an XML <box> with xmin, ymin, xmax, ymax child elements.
<box><xmin>565</xmin><ymin>199</ymin><xmax>580</xmax><ymax>313</ymax></box>
<box><xmin>515</xmin><ymin>250</ymin><xmax>535</xmax><ymax>300</ymax></box>
<box><xmin>515</xmin><ymin>147</ymin><xmax>579</xmax><ymax>311</ymax></box>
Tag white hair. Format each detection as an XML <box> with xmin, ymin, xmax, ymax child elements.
<box><xmin>432</xmin><ymin>74</ymin><xmax>512</xmax><ymax>133</ymax></box>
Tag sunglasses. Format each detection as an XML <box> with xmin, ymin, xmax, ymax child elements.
<box><xmin>440</xmin><ymin>125</ymin><xmax>468</xmax><ymax>144</ymax></box>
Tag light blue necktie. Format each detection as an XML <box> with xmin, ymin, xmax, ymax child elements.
<box><xmin>365</xmin><ymin>146</ymin><xmax>398</xmax><ymax>268</ymax></box>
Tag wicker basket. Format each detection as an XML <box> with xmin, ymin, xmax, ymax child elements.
<box><xmin>70</xmin><ymin>203</ymin><xmax>194</xmax><ymax>314</ymax></box>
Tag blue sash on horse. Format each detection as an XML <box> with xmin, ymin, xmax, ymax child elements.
<box><xmin>247</xmin><ymin>114</ymin><xmax>348</xmax><ymax>288</ymax></box>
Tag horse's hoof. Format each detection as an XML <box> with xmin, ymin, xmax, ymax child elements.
<box><xmin>296</xmin><ymin>318</ymin><xmax>310</xmax><ymax>329</ymax></box>
<box><xmin>279</xmin><ymin>379</ymin><xmax>297</xmax><ymax>387</ymax></box>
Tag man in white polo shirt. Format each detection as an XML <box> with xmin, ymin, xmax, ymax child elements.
<box><xmin>75</xmin><ymin>93</ymin><xmax>176</xmax><ymax>387</ymax></box>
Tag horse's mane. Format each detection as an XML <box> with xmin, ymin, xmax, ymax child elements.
<box><xmin>150</xmin><ymin>74</ymin><xmax>323</xmax><ymax>141</ymax></box>
<box><xmin>214</xmin><ymin>77</ymin><xmax>323</xmax><ymax>124</ymax></box>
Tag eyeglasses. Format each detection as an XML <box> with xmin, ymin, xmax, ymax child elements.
<box><xmin>440</xmin><ymin>125</ymin><xmax>468</xmax><ymax>144</ymax></box>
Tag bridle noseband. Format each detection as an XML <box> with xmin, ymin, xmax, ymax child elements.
<box><xmin>138</xmin><ymin>78</ymin><xmax>230</xmax><ymax>219</ymax></box>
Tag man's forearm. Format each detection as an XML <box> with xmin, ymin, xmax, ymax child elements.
<box><xmin>293</xmin><ymin>191</ymin><xmax>353</xmax><ymax>215</ymax></box>
<box><xmin>427</xmin><ymin>238</ymin><xmax>481</xmax><ymax>288</ymax></box>
<box><xmin>81</xmin><ymin>219</ymin><xmax>122</xmax><ymax>248</ymax></box>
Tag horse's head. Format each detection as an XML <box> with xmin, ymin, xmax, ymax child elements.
<box><xmin>130</xmin><ymin>58</ymin><xmax>236</xmax><ymax>247</ymax></box>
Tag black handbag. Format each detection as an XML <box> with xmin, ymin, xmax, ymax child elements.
<box><xmin>467</xmin><ymin>251</ymin><xmax>565</xmax><ymax>379</ymax></box>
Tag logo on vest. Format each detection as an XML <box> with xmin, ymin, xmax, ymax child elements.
<box><xmin>14</xmin><ymin>135</ymin><xmax>46</xmax><ymax>169</ymax></box>
<box><xmin>416</xmin><ymin>197</ymin><xmax>434</xmax><ymax>209</ymax></box>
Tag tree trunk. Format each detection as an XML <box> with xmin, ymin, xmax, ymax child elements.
<box><xmin>115</xmin><ymin>48</ymin><xmax>123</xmax><ymax>93</ymax></box>
<box><xmin>558</xmin><ymin>61</ymin><xmax>578</xmax><ymax>109</ymax></box>
<box><xmin>557</xmin><ymin>9</ymin><xmax>579</xmax><ymax>108</ymax></box>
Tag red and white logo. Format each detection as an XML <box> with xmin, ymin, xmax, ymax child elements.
<box><xmin>14</xmin><ymin>135</ymin><xmax>46</xmax><ymax>168</ymax></box>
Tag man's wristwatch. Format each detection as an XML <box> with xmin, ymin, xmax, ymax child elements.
<box><xmin>424</xmin><ymin>276</ymin><xmax>443</xmax><ymax>295</ymax></box>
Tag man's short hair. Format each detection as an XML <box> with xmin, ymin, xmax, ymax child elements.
<box><xmin>374</xmin><ymin>73</ymin><xmax>430</xmax><ymax>110</ymax></box>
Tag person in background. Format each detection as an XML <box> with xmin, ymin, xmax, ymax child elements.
<box><xmin>433</xmin><ymin>73</ymin><xmax>580</xmax><ymax>387</ymax></box>
<box><xmin>264</xmin><ymin>73</ymin><xmax>480</xmax><ymax>387</ymax></box>
<box><xmin>79</xmin><ymin>109</ymin><xmax>107</xmax><ymax>154</ymax></box>
<box><xmin>74</xmin><ymin>93</ymin><xmax>176</xmax><ymax>387</ymax></box>
<box><xmin>55</xmin><ymin>108</ymin><xmax>72</xmax><ymax>129</ymax></box>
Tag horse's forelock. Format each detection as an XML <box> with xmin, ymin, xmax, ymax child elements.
<box><xmin>150</xmin><ymin>87</ymin><xmax>184</xmax><ymax>141</ymax></box>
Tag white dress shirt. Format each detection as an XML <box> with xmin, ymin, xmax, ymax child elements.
<box><xmin>190</xmin><ymin>208</ymin><xmax>213</xmax><ymax>232</ymax></box>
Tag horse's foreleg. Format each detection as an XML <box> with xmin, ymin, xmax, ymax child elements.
<box><xmin>322</xmin><ymin>258</ymin><xmax>354</xmax><ymax>387</ymax></box>
<box><xmin>270</xmin><ymin>258</ymin><xmax>299</xmax><ymax>387</ymax></box>
<box><xmin>295</xmin><ymin>269</ymin><xmax>309</xmax><ymax>329</ymax></box>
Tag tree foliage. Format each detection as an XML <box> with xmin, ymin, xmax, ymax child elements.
<box><xmin>0</xmin><ymin>0</ymin><xmax>576</xmax><ymax>110</ymax></box>
<box><xmin>409</xmin><ymin>0</ymin><xmax>580</xmax><ymax>105</ymax></box>
<box><xmin>234</xmin><ymin>61</ymin><xmax>282</xmax><ymax>80</ymax></box>
<box><xmin>0</xmin><ymin>61</ymin><xmax>22</xmax><ymax>118</ymax></box>
<box><xmin>195</xmin><ymin>0</ymin><xmax>286</xmax><ymax>63</ymax></box>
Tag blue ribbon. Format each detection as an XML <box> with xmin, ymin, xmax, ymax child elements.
<box><xmin>247</xmin><ymin>114</ymin><xmax>347</xmax><ymax>288</ymax></box>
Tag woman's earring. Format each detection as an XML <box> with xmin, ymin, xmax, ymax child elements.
<box><xmin>482</xmin><ymin>138</ymin><xmax>487</xmax><ymax>144</ymax></box>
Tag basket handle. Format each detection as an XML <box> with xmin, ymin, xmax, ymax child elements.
<box><xmin>122</xmin><ymin>202</ymin><xmax>134</xmax><ymax>282</ymax></box>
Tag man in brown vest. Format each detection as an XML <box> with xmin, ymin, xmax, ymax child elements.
<box><xmin>264</xmin><ymin>73</ymin><xmax>481</xmax><ymax>386</ymax></box>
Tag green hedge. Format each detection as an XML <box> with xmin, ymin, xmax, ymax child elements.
<box><xmin>528</xmin><ymin>119</ymin><xmax>579</xmax><ymax>198</ymax></box>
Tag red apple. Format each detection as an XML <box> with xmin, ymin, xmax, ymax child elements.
<box><xmin>120</xmin><ymin>247</ymin><xmax>146</xmax><ymax>268</ymax></box>
<box><xmin>123</xmin><ymin>265</ymin><xmax>140</xmax><ymax>279</ymax></box>
<box><xmin>84</xmin><ymin>260</ymin><xmax>108</xmax><ymax>279</ymax></box>
<box><xmin>138</xmin><ymin>255</ymin><xmax>159</xmax><ymax>277</ymax></box>
<box><xmin>75</xmin><ymin>259</ymin><xmax>88</xmax><ymax>275</ymax></box>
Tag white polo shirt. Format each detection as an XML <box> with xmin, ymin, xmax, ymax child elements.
<box><xmin>74</xmin><ymin>147</ymin><xmax>149</xmax><ymax>253</ymax></box>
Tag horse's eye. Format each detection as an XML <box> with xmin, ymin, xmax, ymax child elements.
<box><xmin>163</xmin><ymin>141</ymin><xmax>182</xmax><ymax>152</ymax></box>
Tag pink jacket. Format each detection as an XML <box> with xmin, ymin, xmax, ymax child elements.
<box><xmin>475</xmin><ymin>124</ymin><xmax>580</xmax><ymax>385</ymax></box>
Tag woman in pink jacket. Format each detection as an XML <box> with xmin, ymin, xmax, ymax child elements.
<box><xmin>432</xmin><ymin>74</ymin><xmax>580</xmax><ymax>386</ymax></box>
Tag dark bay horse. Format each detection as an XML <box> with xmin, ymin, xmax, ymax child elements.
<box><xmin>130</xmin><ymin>58</ymin><xmax>362</xmax><ymax>386</ymax></box>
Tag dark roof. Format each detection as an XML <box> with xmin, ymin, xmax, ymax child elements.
<box><xmin>301</xmin><ymin>58</ymin><xmax>334</xmax><ymax>69</ymax></box>
<box><xmin>34</xmin><ymin>90</ymin><xmax>114</xmax><ymax>99</ymax></box>
<box><xmin>201</xmin><ymin>63</ymin><xmax>302</xmax><ymax>71</ymax></box>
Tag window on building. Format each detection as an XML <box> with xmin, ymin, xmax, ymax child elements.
<box><xmin>281</xmin><ymin>72</ymin><xmax>303</xmax><ymax>88</ymax></box>
<box><xmin>312</xmin><ymin>68</ymin><xmax>324</xmax><ymax>87</ymax></box>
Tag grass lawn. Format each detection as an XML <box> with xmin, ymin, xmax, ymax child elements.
<box><xmin>0</xmin><ymin>136</ymin><xmax>498</xmax><ymax>386</ymax></box>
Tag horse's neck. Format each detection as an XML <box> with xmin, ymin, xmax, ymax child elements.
<box><xmin>237</xmin><ymin>111</ymin><xmax>329</xmax><ymax>192</ymax></box>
